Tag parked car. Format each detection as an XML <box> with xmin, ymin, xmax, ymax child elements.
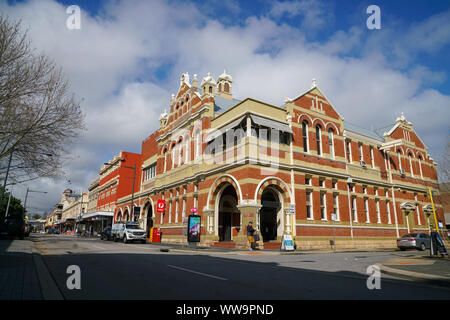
<box><xmin>111</xmin><ymin>222</ymin><xmax>146</xmax><ymax>244</ymax></box>
<box><xmin>48</xmin><ymin>227</ymin><xmax>60</xmax><ymax>234</ymax></box>
<box><xmin>397</xmin><ymin>233</ymin><xmax>431</xmax><ymax>251</ymax></box>
<box><xmin>3</xmin><ymin>216</ymin><xmax>26</xmax><ymax>239</ymax></box>
<box><xmin>100</xmin><ymin>227</ymin><xmax>112</xmax><ymax>241</ymax></box>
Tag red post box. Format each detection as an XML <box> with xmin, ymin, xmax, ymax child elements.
<box><xmin>151</xmin><ymin>227</ymin><xmax>161</xmax><ymax>243</ymax></box>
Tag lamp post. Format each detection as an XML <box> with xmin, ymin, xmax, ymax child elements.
<box><xmin>104</xmin><ymin>161</ymin><xmax>137</xmax><ymax>221</ymax></box>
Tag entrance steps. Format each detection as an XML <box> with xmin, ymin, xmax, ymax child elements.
<box><xmin>262</xmin><ymin>242</ymin><xmax>281</xmax><ymax>250</ymax></box>
<box><xmin>211</xmin><ymin>241</ymin><xmax>236</xmax><ymax>249</ymax></box>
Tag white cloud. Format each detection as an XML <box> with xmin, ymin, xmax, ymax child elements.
<box><xmin>2</xmin><ymin>0</ymin><xmax>449</xmax><ymax>211</ymax></box>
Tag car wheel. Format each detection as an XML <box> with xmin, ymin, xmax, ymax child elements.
<box><xmin>113</xmin><ymin>236</ymin><xmax>118</xmax><ymax>242</ymax></box>
<box><xmin>123</xmin><ymin>236</ymin><xmax>127</xmax><ymax>244</ymax></box>
<box><xmin>420</xmin><ymin>243</ymin><xmax>426</xmax><ymax>251</ymax></box>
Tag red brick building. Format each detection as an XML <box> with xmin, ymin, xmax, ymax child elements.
<box><xmin>99</xmin><ymin>151</ymin><xmax>142</xmax><ymax>221</ymax></box>
<box><xmin>114</xmin><ymin>72</ymin><xmax>445</xmax><ymax>249</ymax></box>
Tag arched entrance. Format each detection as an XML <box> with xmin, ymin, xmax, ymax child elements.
<box><xmin>144</xmin><ymin>202</ymin><xmax>154</xmax><ymax>238</ymax></box>
<box><xmin>115</xmin><ymin>210</ymin><xmax>122</xmax><ymax>223</ymax></box>
<box><xmin>218</xmin><ymin>185</ymin><xmax>240</xmax><ymax>242</ymax></box>
<box><xmin>260</xmin><ymin>188</ymin><xmax>282</xmax><ymax>242</ymax></box>
<box><xmin>123</xmin><ymin>209</ymin><xmax>129</xmax><ymax>222</ymax></box>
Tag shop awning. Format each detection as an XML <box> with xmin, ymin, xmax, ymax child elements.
<box><xmin>250</xmin><ymin>114</ymin><xmax>293</xmax><ymax>134</ymax></box>
<box><xmin>206</xmin><ymin>115</ymin><xmax>246</xmax><ymax>142</ymax></box>
<box><xmin>82</xmin><ymin>211</ymin><xmax>114</xmax><ymax>220</ymax></box>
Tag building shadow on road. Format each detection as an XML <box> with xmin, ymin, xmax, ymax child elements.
<box><xmin>35</xmin><ymin>248</ymin><xmax>450</xmax><ymax>300</ymax></box>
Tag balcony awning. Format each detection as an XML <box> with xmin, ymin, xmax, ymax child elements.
<box><xmin>82</xmin><ymin>211</ymin><xmax>114</xmax><ymax>220</ymax></box>
<box><xmin>206</xmin><ymin>115</ymin><xmax>246</xmax><ymax>142</ymax></box>
<box><xmin>250</xmin><ymin>114</ymin><xmax>293</xmax><ymax>134</ymax></box>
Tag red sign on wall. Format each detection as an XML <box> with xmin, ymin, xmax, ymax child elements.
<box><xmin>156</xmin><ymin>199</ymin><xmax>166</xmax><ymax>213</ymax></box>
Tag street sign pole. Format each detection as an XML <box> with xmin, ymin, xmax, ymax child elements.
<box><xmin>332</xmin><ymin>213</ymin><xmax>336</xmax><ymax>252</ymax></box>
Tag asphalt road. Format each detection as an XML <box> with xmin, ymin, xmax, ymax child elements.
<box><xmin>31</xmin><ymin>234</ymin><xmax>450</xmax><ymax>300</ymax></box>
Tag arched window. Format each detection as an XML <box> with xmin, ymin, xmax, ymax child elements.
<box><xmin>397</xmin><ymin>150</ymin><xmax>402</xmax><ymax>171</ymax></box>
<box><xmin>302</xmin><ymin>121</ymin><xmax>309</xmax><ymax>152</ymax></box>
<box><xmin>209</xmin><ymin>86</ymin><xmax>213</xmax><ymax>93</ymax></box>
<box><xmin>418</xmin><ymin>155</ymin><xmax>423</xmax><ymax>179</ymax></box>
<box><xmin>195</xmin><ymin>129</ymin><xmax>201</xmax><ymax>160</ymax></box>
<box><xmin>163</xmin><ymin>148</ymin><xmax>168</xmax><ymax>173</ymax></box>
<box><xmin>316</xmin><ymin>125</ymin><xmax>322</xmax><ymax>155</ymax></box>
<box><xmin>408</xmin><ymin>153</ymin><xmax>414</xmax><ymax>177</ymax></box>
<box><xmin>224</xmin><ymin>83</ymin><xmax>230</xmax><ymax>93</ymax></box>
<box><xmin>178</xmin><ymin>139</ymin><xmax>183</xmax><ymax>166</ymax></box>
<box><xmin>328</xmin><ymin>129</ymin><xmax>334</xmax><ymax>158</ymax></box>
<box><xmin>218</xmin><ymin>84</ymin><xmax>222</xmax><ymax>92</ymax></box>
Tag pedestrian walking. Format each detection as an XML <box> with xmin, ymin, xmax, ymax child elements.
<box><xmin>247</xmin><ymin>221</ymin><xmax>256</xmax><ymax>251</ymax></box>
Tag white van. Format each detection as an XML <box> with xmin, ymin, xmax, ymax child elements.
<box><xmin>111</xmin><ymin>222</ymin><xmax>146</xmax><ymax>244</ymax></box>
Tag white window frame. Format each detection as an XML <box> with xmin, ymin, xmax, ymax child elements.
<box><xmin>328</xmin><ymin>129</ymin><xmax>334</xmax><ymax>159</ymax></box>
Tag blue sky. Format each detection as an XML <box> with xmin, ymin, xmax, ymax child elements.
<box><xmin>47</xmin><ymin>0</ymin><xmax>450</xmax><ymax>93</ymax></box>
<box><xmin>1</xmin><ymin>0</ymin><xmax>449</xmax><ymax>213</ymax></box>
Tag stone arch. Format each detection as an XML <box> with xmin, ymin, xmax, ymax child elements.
<box><xmin>312</xmin><ymin>118</ymin><xmax>326</xmax><ymax>129</ymax></box>
<box><xmin>206</xmin><ymin>174</ymin><xmax>242</xmax><ymax>210</ymax></box>
<box><xmin>141</xmin><ymin>198</ymin><xmax>155</xmax><ymax>219</ymax></box>
<box><xmin>325</xmin><ymin>121</ymin><xmax>340</xmax><ymax>135</ymax></box>
<box><xmin>254</xmin><ymin>177</ymin><xmax>292</xmax><ymax>205</ymax></box>
<box><xmin>405</xmin><ymin>148</ymin><xmax>415</xmax><ymax>157</ymax></box>
<box><xmin>115</xmin><ymin>208</ymin><xmax>123</xmax><ymax>222</ymax></box>
<box><xmin>123</xmin><ymin>206</ymin><xmax>130</xmax><ymax>221</ymax></box>
<box><xmin>297</xmin><ymin>113</ymin><xmax>313</xmax><ymax>125</ymax></box>
<box><xmin>142</xmin><ymin>198</ymin><xmax>155</xmax><ymax>237</ymax></box>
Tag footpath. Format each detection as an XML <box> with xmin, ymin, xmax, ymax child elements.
<box><xmin>377</xmin><ymin>255</ymin><xmax>450</xmax><ymax>288</ymax></box>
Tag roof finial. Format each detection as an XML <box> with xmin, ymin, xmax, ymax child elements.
<box><xmin>311</xmin><ymin>78</ymin><xmax>317</xmax><ymax>89</ymax></box>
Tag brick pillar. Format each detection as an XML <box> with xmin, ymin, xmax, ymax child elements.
<box><xmin>236</xmin><ymin>204</ymin><xmax>262</xmax><ymax>249</ymax></box>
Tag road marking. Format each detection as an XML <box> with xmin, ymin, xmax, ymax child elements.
<box><xmin>167</xmin><ymin>265</ymin><xmax>227</xmax><ymax>281</ymax></box>
<box><xmin>91</xmin><ymin>244</ymin><xmax>107</xmax><ymax>251</ymax></box>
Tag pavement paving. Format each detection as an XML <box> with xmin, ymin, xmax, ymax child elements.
<box><xmin>378</xmin><ymin>255</ymin><xmax>450</xmax><ymax>287</ymax></box>
<box><xmin>0</xmin><ymin>237</ymin><xmax>42</xmax><ymax>300</ymax></box>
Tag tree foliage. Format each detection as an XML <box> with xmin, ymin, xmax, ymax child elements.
<box><xmin>0</xmin><ymin>15</ymin><xmax>85</xmax><ymax>185</ymax></box>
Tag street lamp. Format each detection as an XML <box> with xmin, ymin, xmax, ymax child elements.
<box><xmin>103</xmin><ymin>161</ymin><xmax>137</xmax><ymax>221</ymax></box>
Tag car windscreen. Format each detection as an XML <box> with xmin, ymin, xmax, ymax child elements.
<box><xmin>402</xmin><ymin>233</ymin><xmax>417</xmax><ymax>238</ymax></box>
<box><xmin>126</xmin><ymin>224</ymin><xmax>141</xmax><ymax>229</ymax></box>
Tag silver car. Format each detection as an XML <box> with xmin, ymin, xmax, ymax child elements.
<box><xmin>397</xmin><ymin>233</ymin><xmax>431</xmax><ymax>251</ymax></box>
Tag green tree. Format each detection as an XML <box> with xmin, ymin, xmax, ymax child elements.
<box><xmin>0</xmin><ymin>187</ymin><xmax>25</xmax><ymax>218</ymax></box>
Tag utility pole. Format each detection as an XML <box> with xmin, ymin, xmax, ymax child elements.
<box><xmin>5</xmin><ymin>187</ymin><xmax>13</xmax><ymax>218</ymax></box>
<box><xmin>23</xmin><ymin>187</ymin><xmax>47</xmax><ymax>219</ymax></box>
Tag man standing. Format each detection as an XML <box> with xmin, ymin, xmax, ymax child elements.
<box><xmin>247</xmin><ymin>221</ymin><xmax>255</xmax><ymax>251</ymax></box>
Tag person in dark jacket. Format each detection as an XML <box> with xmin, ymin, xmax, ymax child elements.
<box><xmin>247</xmin><ymin>221</ymin><xmax>256</xmax><ymax>250</ymax></box>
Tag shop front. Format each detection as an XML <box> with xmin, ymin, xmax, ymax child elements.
<box><xmin>81</xmin><ymin>211</ymin><xmax>114</xmax><ymax>237</ymax></box>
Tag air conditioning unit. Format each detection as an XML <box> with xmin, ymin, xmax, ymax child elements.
<box><xmin>360</xmin><ymin>160</ymin><xmax>367</xmax><ymax>168</ymax></box>
<box><xmin>400</xmin><ymin>169</ymin><xmax>406</xmax><ymax>176</ymax></box>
